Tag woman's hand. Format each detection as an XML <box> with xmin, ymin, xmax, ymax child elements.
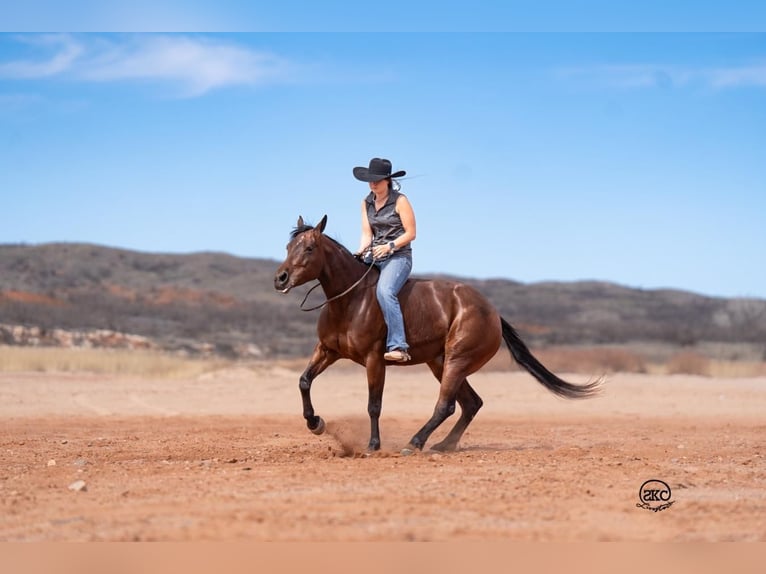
<box><xmin>372</xmin><ymin>244</ymin><xmax>393</xmax><ymax>260</ymax></box>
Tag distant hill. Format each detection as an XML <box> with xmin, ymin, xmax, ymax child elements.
<box><xmin>1</xmin><ymin>243</ymin><xmax>764</xmax><ymax>359</ymax></box>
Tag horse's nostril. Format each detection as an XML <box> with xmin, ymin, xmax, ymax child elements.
<box><xmin>275</xmin><ymin>270</ymin><xmax>289</xmax><ymax>287</ymax></box>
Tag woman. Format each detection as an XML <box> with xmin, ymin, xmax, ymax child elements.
<box><xmin>353</xmin><ymin>157</ymin><xmax>417</xmax><ymax>362</ymax></box>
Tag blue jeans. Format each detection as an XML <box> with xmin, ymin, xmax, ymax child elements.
<box><xmin>375</xmin><ymin>254</ymin><xmax>412</xmax><ymax>352</ymax></box>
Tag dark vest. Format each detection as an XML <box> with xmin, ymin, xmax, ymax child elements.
<box><xmin>364</xmin><ymin>190</ymin><xmax>412</xmax><ymax>257</ymax></box>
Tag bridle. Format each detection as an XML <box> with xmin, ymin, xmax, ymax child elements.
<box><xmin>300</xmin><ymin>259</ymin><xmax>376</xmax><ymax>312</ymax></box>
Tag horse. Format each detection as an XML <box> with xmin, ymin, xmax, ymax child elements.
<box><xmin>274</xmin><ymin>215</ymin><xmax>601</xmax><ymax>454</ymax></box>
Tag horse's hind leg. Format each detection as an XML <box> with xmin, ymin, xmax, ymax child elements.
<box><xmin>406</xmin><ymin>362</ymin><xmax>468</xmax><ymax>451</ymax></box>
<box><xmin>431</xmin><ymin>380</ymin><xmax>483</xmax><ymax>452</ymax></box>
<box><xmin>424</xmin><ymin>358</ymin><xmax>483</xmax><ymax>452</ymax></box>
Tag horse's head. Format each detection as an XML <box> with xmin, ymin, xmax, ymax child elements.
<box><xmin>274</xmin><ymin>215</ymin><xmax>329</xmax><ymax>293</ymax></box>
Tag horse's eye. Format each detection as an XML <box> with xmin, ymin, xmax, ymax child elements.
<box><xmin>306</xmin><ymin>245</ymin><xmax>314</xmax><ymax>253</ymax></box>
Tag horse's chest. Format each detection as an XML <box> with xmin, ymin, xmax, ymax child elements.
<box><xmin>320</xmin><ymin>330</ymin><xmax>345</xmax><ymax>352</ymax></box>
<box><xmin>319</xmin><ymin>310</ymin><xmax>382</xmax><ymax>356</ymax></box>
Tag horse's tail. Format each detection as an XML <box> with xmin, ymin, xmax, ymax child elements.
<box><xmin>501</xmin><ymin>317</ymin><xmax>602</xmax><ymax>399</ymax></box>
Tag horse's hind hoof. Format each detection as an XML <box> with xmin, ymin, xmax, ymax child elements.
<box><xmin>400</xmin><ymin>447</ymin><xmax>415</xmax><ymax>456</ymax></box>
<box><xmin>309</xmin><ymin>416</ymin><xmax>326</xmax><ymax>435</ymax></box>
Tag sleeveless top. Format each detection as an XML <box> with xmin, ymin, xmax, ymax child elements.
<box><xmin>364</xmin><ymin>189</ymin><xmax>412</xmax><ymax>258</ymax></box>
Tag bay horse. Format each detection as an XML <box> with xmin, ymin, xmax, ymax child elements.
<box><xmin>274</xmin><ymin>215</ymin><xmax>601</xmax><ymax>454</ymax></box>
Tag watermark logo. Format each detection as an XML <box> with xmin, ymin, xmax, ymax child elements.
<box><xmin>636</xmin><ymin>479</ymin><xmax>674</xmax><ymax>512</ymax></box>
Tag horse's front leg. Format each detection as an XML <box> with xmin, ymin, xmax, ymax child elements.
<box><xmin>365</xmin><ymin>354</ymin><xmax>386</xmax><ymax>451</ymax></box>
<box><xmin>299</xmin><ymin>342</ymin><xmax>339</xmax><ymax>434</ymax></box>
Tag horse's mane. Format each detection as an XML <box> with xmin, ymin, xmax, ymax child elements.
<box><xmin>290</xmin><ymin>222</ymin><xmax>355</xmax><ymax>257</ymax></box>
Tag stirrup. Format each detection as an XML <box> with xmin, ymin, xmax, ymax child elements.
<box><xmin>384</xmin><ymin>349</ymin><xmax>411</xmax><ymax>362</ymax></box>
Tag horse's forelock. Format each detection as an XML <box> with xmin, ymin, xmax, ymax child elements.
<box><xmin>289</xmin><ymin>223</ymin><xmax>315</xmax><ymax>241</ymax></box>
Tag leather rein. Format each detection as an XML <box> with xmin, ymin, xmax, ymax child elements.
<box><xmin>300</xmin><ymin>260</ymin><xmax>376</xmax><ymax>312</ymax></box>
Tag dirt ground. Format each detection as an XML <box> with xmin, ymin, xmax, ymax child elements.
<box><xmin>1</xmin><ymin>362</ymin><xmax>764</xmax><ymax>541</ymax></box>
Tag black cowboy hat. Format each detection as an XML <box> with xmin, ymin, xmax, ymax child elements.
<box><xmin>353</xmin><ymin>157</ymin><xmax>406</xmax><ymax>182</ymax></box>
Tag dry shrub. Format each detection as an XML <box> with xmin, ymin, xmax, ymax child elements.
<box><xmin>534</xmin><ymin>347</ymin><xmax>647</xmax><ymax>374</ymax></box>
<box><xmin>666</xmin><ymin>351</ymin><xmax>711</xmax><ymax>376</ymax></box>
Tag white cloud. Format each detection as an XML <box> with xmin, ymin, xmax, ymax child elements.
<box><xmin>0</xmin><ymin>34</ymin><xmax>293</xmax><ymax>97</ymax></box>
<box><xmin>557</xmin><ymin>62</ymin><xmax>766</xmax><ymax>90</ymax></box>
<box><xmin>79</xmin><ymin>35</ymin><xmax>290</xmax><ymax>96</ymax></box>
<box><xmin>707</xmin><ymin>63</ymin><xmax>766</xmax><ymax>88</ymax></box>
<box><xmin>0</xmin><ymin>34</ymin><xmax>84</xmax><ymax>78</ymax></box>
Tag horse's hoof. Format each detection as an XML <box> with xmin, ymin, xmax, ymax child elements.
<box><xmin>310</xmin><ymin>416</ymin><xmax>326</xmax><ymax>435</ymax></box>
<box><xmin>400</xmin><ymin>447</ymin><xmax>415</xmax><ymax>456</ymax></box>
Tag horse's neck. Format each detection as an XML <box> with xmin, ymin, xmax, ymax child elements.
<box><xmin>319</xmin><ymin>245</ymin><xmax>366</xmax><ymax>298</ymax></box>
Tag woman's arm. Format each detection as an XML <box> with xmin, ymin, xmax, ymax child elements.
<box><xmin>392</xmin><ymin>194</ymin><xmax>416</xmax><ymax>250</ymax></box>
<box><xmin>356</xmin><ymin>199</ymin><xmax>373</xmax><ymax>255</ymax></box>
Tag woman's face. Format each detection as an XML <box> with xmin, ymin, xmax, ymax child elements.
<box><xmin>369</xmin><ymin>178</ymin><xmax>388</xmax><ymax>193</ymax></box>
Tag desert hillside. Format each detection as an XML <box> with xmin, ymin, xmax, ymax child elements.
<box><xmin>1</xmin><ymin>243</ymin><xmax>764</xmax><ymax>365</ymax></box>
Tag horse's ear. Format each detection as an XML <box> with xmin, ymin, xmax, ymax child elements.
<box><xmin>317</xmin><ymin>215</ymin><xmax>327</xmax><ymax>233</ymax></box>
<box><xmin>297</xmin><ymin>215</ymin><xmax>304</xmax><ymax>227</ymax></box>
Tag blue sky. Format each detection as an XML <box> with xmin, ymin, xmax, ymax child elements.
<box><xmin>1</xmin><ymin>27</ymin><xmax>765</xmax><ymax>298</ymax></box>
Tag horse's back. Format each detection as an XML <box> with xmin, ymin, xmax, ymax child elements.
<box><xmin>404</xmin><ymin>276</ymin><xmax>499</xmax><ymax>315</ymax></box>
<box><xmin>401</xmin><ymin>277</ymin><xmax>502</xmax><ymax>354</ymax></box>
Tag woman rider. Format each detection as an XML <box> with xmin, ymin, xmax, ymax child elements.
<box><xmin>353</xmin><ymin>157</ymin><xmax>416</xmax><ymax>362</ymax></box>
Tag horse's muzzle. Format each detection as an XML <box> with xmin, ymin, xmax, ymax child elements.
<box><xmin>274</xmin><ymin>270</ymin><xmax>291</xmax><ymax>293</ymax></box>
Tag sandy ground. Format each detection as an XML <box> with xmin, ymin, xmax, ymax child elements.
<box><xmin>1</xmin><ymin>362</ymin><xmax>765</xmax><ymax>541</ymax></box>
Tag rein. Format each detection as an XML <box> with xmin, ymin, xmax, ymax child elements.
<box><xmin>300</xmin><ymin>261</ymin><xmax>375</xmax><ymax>312</ymax></box>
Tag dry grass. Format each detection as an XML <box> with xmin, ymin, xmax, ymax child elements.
<box><xmin>660</xmin><ymin>351</ymin><xmax>766</xmax><ymax>377</ymax></box>
<box><xmin>0</xmin><ymin>346</ymin><xmax>227</xmax><ymax>378</ymax></box>
<box><xmin>483</xmin><ymin>344</ymin><xmax>766</xmax><ymax>378</ymax></box>
<box><xmin>535</xmin><ymin>347</ymin><xmax>648</xmax><ymax>375</ymax></box>
<box><xmin>2</xmin><ymin>345</ymin><xmax>765</xmax><ymax>379</ymax></box>
<box><xmin>706</xmin><ymin>359</ymin><xmax>766</xmax><ymax>378</ymax></box>
<box><xmin>478</xmin><ymin>346</ymin><xmax>650</xmax><ymax>375</ymax></box>
<box><xmin>666</xmin><ymin>351</ymin><xmax>712</xmax><ymax>376</ymax></box>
